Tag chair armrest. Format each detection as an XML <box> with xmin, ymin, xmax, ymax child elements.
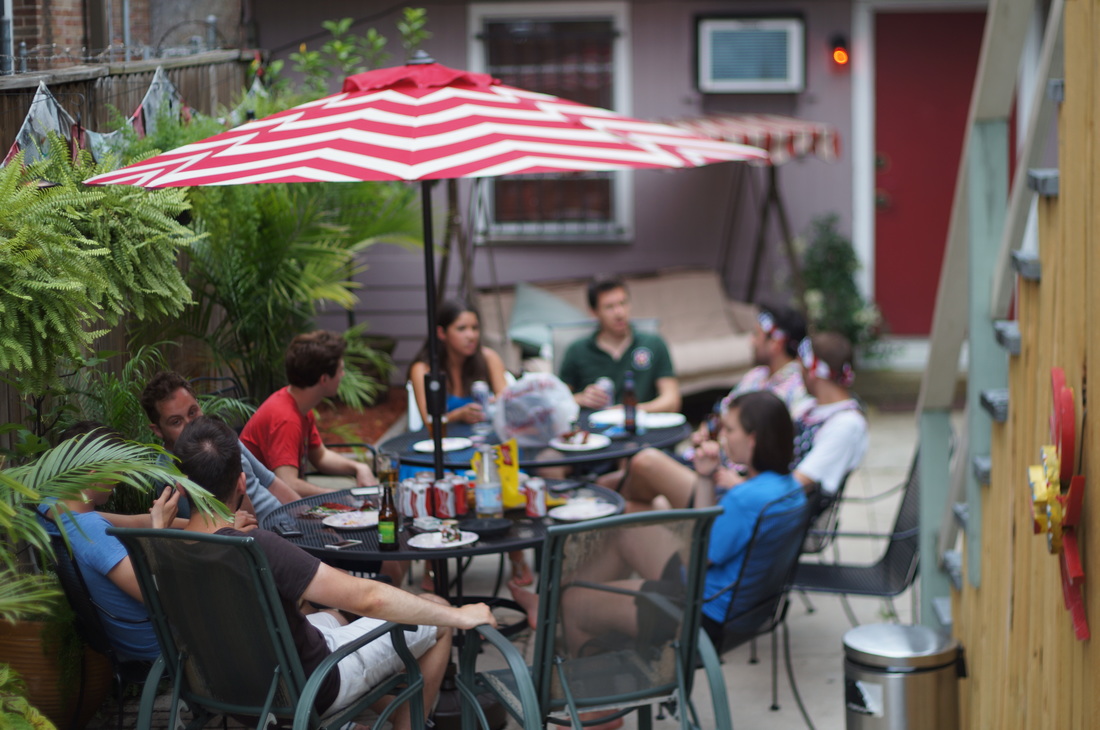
<box><xmin>296</xmin><ymin>621</ymin><xmax>424</xmax><ymax>730</ymax></box>
<box><xmin>458</xmin><ymin>623</ymin><xmax>540</xmax><ymax>729</ymax></box>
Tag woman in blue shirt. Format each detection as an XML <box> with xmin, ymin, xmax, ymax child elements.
<box><xmin>408</xmin><ymin>299</ymin><xmax>532</xmax><ymax>586</ymax></box>
<box><xmin>509</xmin><ymin>390</ymin><xmax>805</xmax><ymax>647</ymax></box>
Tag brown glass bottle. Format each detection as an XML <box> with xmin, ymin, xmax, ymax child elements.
<box><xmin>622</xmin><ymin>370</ymin><xmax>638</xmax><ymax>434</ymax></box>
<box><xmin>378</xmin><ymin>483</ymin><xmax>398</xmax><ymax>551</ymax></box>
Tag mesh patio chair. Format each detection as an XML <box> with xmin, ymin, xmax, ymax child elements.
<box><xmin>456</xmin><ymin>507</ymin><xmax>730</xmax><ymax>730</ymax></box>
<box><xmin>792</xmin><ymin>457</ymin><xmax>921</xmax><ymax>627</ymax></box>
<box><xmin>109</xmin><ymin>527</ymin><xmax>427</xmax><ymax>730</ymax></box>
<box><xmin>49</xmin><ymin>532</ymin><xmax>153</xmax><ymax>730</ymax></box>
<box><xmin>704</xmin><ymin>490</ymin><xmax>816</xmax><ymax>729</ymax></box>
<box><xmin>794</xmin><ymin>471</ymin><xmax>853</xmax><ymax>614</ymax></box>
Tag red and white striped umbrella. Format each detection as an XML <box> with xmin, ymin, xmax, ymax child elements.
<box><xmin>86</xmin><ymin>59</ymin><xmax>767</xmax><ymax>475</ymax></box>
<box><xmin>85</xmin><ymin>62</ymin><xmax>767</xmax><ymax>187</ymax></box>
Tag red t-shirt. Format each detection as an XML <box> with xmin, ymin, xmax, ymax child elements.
<box><xmin>240</xmin><ymin>387</ymin><xmax>323</xmax><ymax>475</ymax></box>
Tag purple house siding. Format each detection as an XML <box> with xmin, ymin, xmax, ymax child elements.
<box><xmin>262</xmin><ymin>1</ymin><xmax>854</xmax><ymax>383</ymax></box>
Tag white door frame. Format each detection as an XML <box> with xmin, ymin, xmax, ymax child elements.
<box><xmin>851</xmin><ymin>0</ymin><xmax>991</xmax><ymax>368</ymax></box>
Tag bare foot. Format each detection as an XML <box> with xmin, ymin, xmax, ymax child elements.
<box><xmin>507</xmin><ymin>579</ymin><xmax>540</xmax><ymax>630</ymax></box>
<box><xmin>575</xmin><ymin>711</ymin><xmax>624</xmax><ymax>730</ymax></box>
<box><xmin>510</xmin><ymin>554</ymin><xmax>534</xmax><ymax>587</ymax></box>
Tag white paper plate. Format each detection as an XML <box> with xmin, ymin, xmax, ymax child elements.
<box><xmin>586</xmin><ymin>410</ymin><xmax>686</xmax><ymax>429</ymax></box>
<box><xmin>322</xmin><ymin>511</ymin><xmax>379</xmax><ymax>530</ymax></box>
<box><xmin>548</xmin><ymin>433</ymin><xmax>612</xmax><ymax>452</ymax></box>
<box><xmin>412</xmin><ymin>437</ymin><xmax>474</xmax><ymax>453</ymax></box>
<box><xmin>407</xmin><ymin>530</ymin><xmax>479</xmax><ymax>550</ymax></box>
<box><xmin>548</xmin><ymin>500</ymin><xmax>619</xmax><ymax>522</ymax></box>
<box><xmin>641</xmin><ymin>412</ymin><xmax>687</xmax><ymax>429</ymax></box>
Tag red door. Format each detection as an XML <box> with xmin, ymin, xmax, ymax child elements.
<box><xmin>874</xmin><ymin>11</ymin><xmax>985</xmax><ymax>336</ymax></box>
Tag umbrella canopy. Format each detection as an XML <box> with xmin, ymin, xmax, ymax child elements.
<box><xmin>86</xmin><ymin>58</ymin><xmax>768</xmax><ymax>476</ymax></box>
<box><xmin>85</xmin><ymin>62</ymin><xmax>767</xmax><ymax>187</ymax></box>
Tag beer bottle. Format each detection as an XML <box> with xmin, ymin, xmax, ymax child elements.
<box><xmin>622</xmin><ymin>370</ymin><xmax>638</xmax><ymax>434</ymax></box>
<box><xmin>378</xmin><ymin>483</ymin><xmax>398</xmax><ymax>551</ymax></box>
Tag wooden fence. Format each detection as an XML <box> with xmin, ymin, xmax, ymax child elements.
<box><xmin>0</xmin><ymin>51</ymin><xmax>251</xmax><ymax>451</ymax></box>
<box><xmin>0</xmin><ymin>50</ymin><xmax>252</xmax><ymax>152</ymax></box>
<box><xmin>954</xmin><ymin>0</ymin><xmax>1098</xmax><ymax>724</ymax></box>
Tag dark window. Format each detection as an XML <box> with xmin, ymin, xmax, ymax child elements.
<box><xmin>480</xmin><ymin>18</ymin><xmax>622</xmax><ymax>238</ymax></box>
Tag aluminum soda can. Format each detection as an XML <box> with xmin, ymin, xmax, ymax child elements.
<box><xmin>595</xmin><ymin>376</ymin><xmax>616</xmax><ymax>406</ymax></box>
<box><xmin>524</xmin><ymin>477</ymin><xmax>548</xmax><ymax>518</ymax></box>
<box><xmin>449</xmin><ymin>475</ymin><xmax>468</xmax><ymax>516</ymax></box>
<box><xmin>471</xmin><ymin>380</ymin><xmax>492</xmax><ymax>407</ymax></box>
<box><xmin>433</xmin><ymin>478</ymin><xmax>457</xmax><ymax>518</ymax></box>
<box><xmin>407</xmin><ymin>480</ymin><xmax>430</xmax><ymax>518</ymax></box>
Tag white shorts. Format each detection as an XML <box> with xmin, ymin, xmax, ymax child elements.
<box><xmin>306</xmin><ymin>612</ymin><xmax>437</xmax><ymax>713</ymax></box>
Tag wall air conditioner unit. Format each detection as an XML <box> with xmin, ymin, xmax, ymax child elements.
<box><xmin>697</xmin><ymin>17</ymin><xmax>805</xmax><ymax>93</ymax></box>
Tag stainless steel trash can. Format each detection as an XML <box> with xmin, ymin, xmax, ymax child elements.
<box><xmin>843</xmin><ymin>624</ymin><xmax>964</xmax><ymax>729</ymax></box>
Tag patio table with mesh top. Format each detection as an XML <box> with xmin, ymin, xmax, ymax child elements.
<box><xmin>381</xmin><ymin>419</ymin><xmax>692</xmax><ymax>471</ymax></box>
<box><xmin>258</xmin><ymin>482</ymin><xmax>625</xmax><ymax>606</ymax></box>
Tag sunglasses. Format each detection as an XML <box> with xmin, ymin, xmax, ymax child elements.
<box><xmin>798</xmin><ymin>337</ymin><xmax>855</xmax><ymax>387</ymax></box>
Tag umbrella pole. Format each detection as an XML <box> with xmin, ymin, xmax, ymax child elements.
<box><xmin>421</xmin><ymin>179</ymin><xmax>446</xmax><ymax>479</ymax></box>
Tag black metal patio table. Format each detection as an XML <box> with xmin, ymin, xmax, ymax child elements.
<box><xmin>258</xmin><ymin>482</ymin><xmax>625</xmax><ymax>598</ymax></box>
<box><xmin>380</xmin><ymin>418</ymin><xmax>692</xmax><ymax>471</ymax></box>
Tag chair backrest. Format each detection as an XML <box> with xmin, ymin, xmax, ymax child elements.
<box><xmin>802</xmin><ymin>470</ymin><xmax>853</xmax><ymax>554</ymax></box>
<box><xmin>548</xmin><ymin>318</ymin><xmax>660</xmax><ymax>375</ymax></box>
<box><xmin>530</xmin><ymin>507</ymin><xmax>722</xmax><ymax>715</ymax></box>
<box><xmin>109</xmin><ymin>528</ymin><xmax>314</xmax><ymax>723</ymax></box>
<box><xmin>49</xmin><ymin>532</ymin><xmax>124</xmax><ymax>661</ymax></box>
<box><xmin>879</xmin><ymin>459</ymin><xmax>921</xmax><ymax>591</ymax></box>
<box><xmin>711</xmin><ymin>491</ymin><xmax>815</xmax><ymax>654</ymax></box>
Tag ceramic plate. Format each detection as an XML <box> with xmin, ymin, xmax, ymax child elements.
<box><xmin>548</xmin><ymin>433</ymin><xmax>612</xmax><ymax>452</ymax></box>
<box><xmin>548</xmin><ymin>499</ymin><xmax>618</xmax><ymax>522</ymax></box>
<box><xmin>412</xmin><ymin>437</ymin><xmax>474</xmax><ymax>453</ymax></box>
<box><xmin>407</xmin><ymin>530</ymin><xmax>479</xmax><ymax>550</ymax></box>
<box><xmin>322</xmin><ymin>511</ymin><xmax>379</xmax><ymax>530</ymax></box>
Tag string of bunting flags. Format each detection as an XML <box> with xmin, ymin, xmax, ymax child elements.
<box><xmin>2</xmin><ymin>67</ymin><xmax>267</xmax><ymax>166</ymax></box>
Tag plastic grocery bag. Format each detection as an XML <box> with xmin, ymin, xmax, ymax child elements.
<box><xmin>493</xmin><ymin>372</ymin><xmax>579</xmax><ymax>447</ymax></box>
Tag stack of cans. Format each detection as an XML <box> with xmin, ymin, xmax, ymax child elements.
<box><xmin>399</xmin><ymin>476</ymin><xmax>432</xmax><ymax>518</ymax></box>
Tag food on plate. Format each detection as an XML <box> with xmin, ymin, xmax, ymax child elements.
<box><xmin>440</xmin><ymin>520</ymin><xmax>462</xmax><ymax>543</ymax></box>
<box><xmin>305</xmin><ymin>502</ymin><xmax>356</xmax><ymax>518</ymax></box>
<box><xmin>559</xmin><ymin>426</ymin><xmax>590</xmax><ymax>445</ymax></box>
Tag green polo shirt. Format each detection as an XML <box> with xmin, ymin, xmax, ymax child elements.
<box><xmin>559</xmin><ymin>328</ymin><xmax>675</xmax><ymax>403</ymax></box>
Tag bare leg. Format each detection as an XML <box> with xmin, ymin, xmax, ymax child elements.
<box><xmin>383</xmin><ymin>594</ymin><xmax>453</xmax><ymax>730</ymax></box>
<box><xmin>612</xmin><ymin>448</ymin><xmax>703</xmax><ymax>509</ymax></box>
<box><xmin>380</xmin><ymin>560</ymin><xmax>408</xmax><ymax>586</ymax></box>
<box><xmin>507</xmin><ymin>521</ymin><xmax>679</xmax><ymax>633</ymax></box>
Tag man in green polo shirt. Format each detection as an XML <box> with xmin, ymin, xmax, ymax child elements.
<box><xmin>559</xmin><ymin>277</ymin><xmax>681</xmax><ymax>413</ymax></box>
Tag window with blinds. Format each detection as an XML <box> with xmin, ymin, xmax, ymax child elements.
<box><xmin>470</xmin><ymin>4</ymin><xmax>631</xmax><ymax>242</ymax></box>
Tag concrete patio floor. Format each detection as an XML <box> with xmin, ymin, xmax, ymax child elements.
<box><xmin>85</xmin><ymin>406</ymin><xmax>926</xmax><ymax>730</ymax></box>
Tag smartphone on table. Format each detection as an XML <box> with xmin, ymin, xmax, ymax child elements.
<box><xmin>324</xmin><ymin>539</ymin><xmax>362</xmax><ymax>550</ymax></box>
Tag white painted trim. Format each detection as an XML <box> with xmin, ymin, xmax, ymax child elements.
<box><xmin>851</xmin><ymin>0</ymin><xmax>988</xmax><ymax>306</ymax></box>
<box><xmin>467</xmin><ymin>2</ymin><xmax>635</xmax><ymax>242</ymax></box>
<box><xmin>851</xmin><ymin>2</ymin><xmax>875</xmax><ymax>300</ymax></box>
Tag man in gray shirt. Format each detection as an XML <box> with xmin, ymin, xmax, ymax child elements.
<box><xmin>141</xmin><ymin>371</ymin><xmax>298</xmax><ymax>521</ymax></box>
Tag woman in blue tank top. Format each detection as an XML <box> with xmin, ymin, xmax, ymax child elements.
<box><xmin>408</xmin><ymin>300</ymin><xmax>533</xmax><ymax>585</ymax></box>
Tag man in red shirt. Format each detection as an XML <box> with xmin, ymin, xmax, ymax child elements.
<box><xmin>242</xmin><ymin>331</ymin><xmax>377</xmax><ymax>497</ymax></box>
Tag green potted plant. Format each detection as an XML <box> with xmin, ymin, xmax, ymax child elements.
<box><xmin>800</xmin><ymin>214</ymin><xmax>884</xmax><ymax>354</ymax></box>
<box><xmin>0</xmin><ymin>432</ymin><xmax>225</xmax><ymax>727</ymax></box>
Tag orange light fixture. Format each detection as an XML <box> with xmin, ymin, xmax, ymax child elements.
<box><xmin>830</xmin><ymin>35</ymin><xmax>849</xmax><ymax>67</ymax></box>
